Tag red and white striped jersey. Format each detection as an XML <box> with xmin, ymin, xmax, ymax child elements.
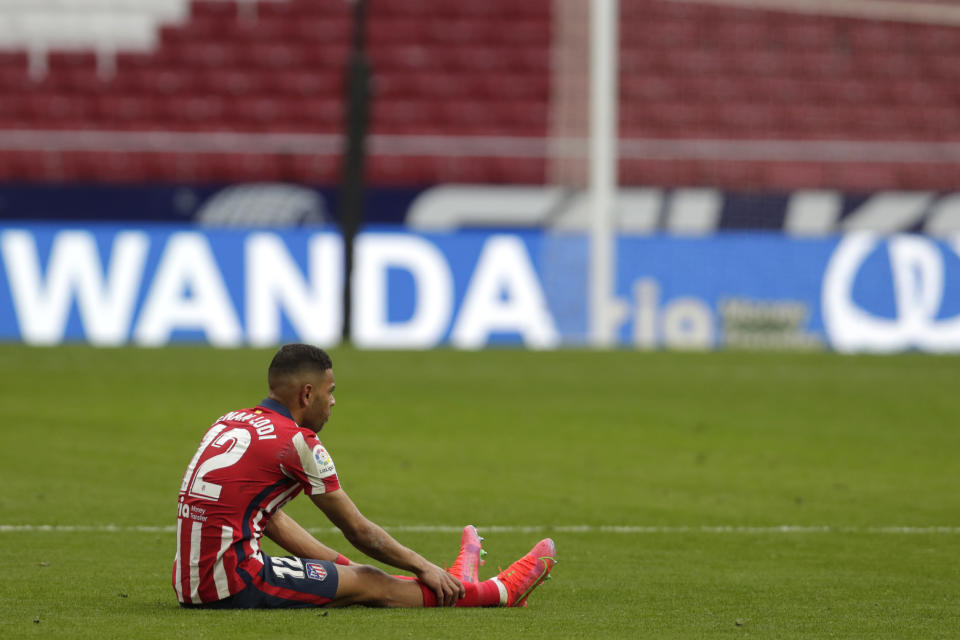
<box><xmin>172</xmin><ymin>398</ymin><xmax>340</xmax><ymax>604</ymax></box>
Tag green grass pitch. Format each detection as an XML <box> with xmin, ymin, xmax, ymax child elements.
<box><xmin>1</xmin><ymin>345</ymin><xmax>959</xmax><ymax>638</ymax></box>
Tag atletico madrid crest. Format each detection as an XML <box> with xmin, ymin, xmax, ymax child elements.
<box><xmin>305</xmin><ymin>562</ymin><xmax>328</xmax><ymax>581</ymax></box>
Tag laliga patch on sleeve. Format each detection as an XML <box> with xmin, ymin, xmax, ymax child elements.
<box><xmin>305</xmin><ymin>562</ymin><xmax>328</xmax><ymax>581</ymax></box>
<box><xmin>312</xmin><ymin>444</ymin><xmax>337</xmax><ymax>477</ymax></box>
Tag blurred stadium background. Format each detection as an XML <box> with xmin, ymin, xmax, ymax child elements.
<box><xmin>2</xmin><ymin>0</ymin><xmax>960</xmax><ymax>191</ymax></box>
<box><xmin>2</xmin><ymin>0</ymin><xmax>960</xmax><ymax>350</ymax></box>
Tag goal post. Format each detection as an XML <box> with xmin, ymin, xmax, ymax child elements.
<box><xmin>544</xmin><ymin>0</ymin><xmax>620</xmax><ymax>347</ymax></box>
<box><xmin>588</xmin><ymin>0</ymin><xmax>619</xmax><ymax>347</ymax></box>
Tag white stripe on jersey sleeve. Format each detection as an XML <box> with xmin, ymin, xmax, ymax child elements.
<box><xmin>213</xmin><ymin>526</ymin><xmax>233</xmax><ymax>600</ymax></box>
<box><xmin>266</xmin><ymin>483</ymin><xmax>301</xmax><ymax>513</ymax></box>
<box><xmin>188</xmin><ymin>521</ymin><xmax>202</xmax><ymax>602</ymax></box>
<box><xmin>174</xmin><ymin>519</ymin><xmax>184</xmax><ymax>602</ymax></box>
<box><xmin>292</xmin><ymin>431</ymin><xmax>337</xmax><ymax>494</ymax></box>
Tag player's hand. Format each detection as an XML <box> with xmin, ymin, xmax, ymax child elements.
<box><xmin>416</xmin><ymin>563</ymin><xmax>464</xmax><ymax>607</ymax></box>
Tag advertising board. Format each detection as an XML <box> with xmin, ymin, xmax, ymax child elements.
<box><xmin>2</xmin><ymin>225</ymin><xmax>958</xmax><ymax>352</ymax></box>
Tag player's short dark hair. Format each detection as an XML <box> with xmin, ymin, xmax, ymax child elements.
<box><xmin>268</xmin><ymin>343</ymin><xmax>333</xmax><ymax>386</ymax></box>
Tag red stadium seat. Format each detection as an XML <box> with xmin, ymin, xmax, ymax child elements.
<box><xmin>160</xmin><ymin>15</ymin><xmax>225</xmax><ymax>47</ymax></box>
<box><xmin>257</xmin><ymin>0</ymin><xmax>348</xmax><ymax>20</ymax></box>
<box><xmin>492</xmin><ymin>19</ymin><xmax>551</xmax><ymax>47</ymax></box>
<box><xmin>491</xmin><ymin>157</ymin><xmax>545</xmax><ymax>184</ymax></box>
<box><xmin>289</xmin><ymin>97</ymin><xmax>342</xmax><ymax>130</ymax></box>
<box><xmin>837</xmin><ymin>163</ymin><xmax>902</xmax><ymax>191</ymax></box>
<box><xmin>189</xmin><ymin>1</ymin><xmax>237</xmax><ymax>20</ymax></box>
<box><xmin>763</xmin><ymin>162</ymin><xmax>828</xmax><ymax>190</ymax></box>
<box><xmin>288</xmin><ymin>154</ymin><xmax>340</xmax><ymax>184</ymax></box>
<box><xmin>778</xmin><ymin>21</ymin><xmax>839</xmax><ymax>50</ymax></box>
<box><xmin>367</xmin><ymin>18</ymin><xmax>427</xmax><ymax>45</ymax></box>
<box><xmin>0</xmin><ymin>151</ymin><xmax>57</xmax><ymax>181</ymax></box>
<box><xmin>368</xmin><ymin>155</ymin><xmax>434</xmax><ymax>185</ymax></box>
<box><xmin>266</xmin><ymin>70</ymin><xmax>341</xmax><ymax>98</ymax></box>
<box><xmin>94</xmin><ymin>93</ymin><xmax>161</xmax><ymax>126</ymax></box>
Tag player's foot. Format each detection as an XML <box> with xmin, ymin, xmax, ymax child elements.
<box><xmin>447</xmin><ymin>525</ymin><xmax>486</xmax><ymax>583</ymax></box>
<box><xmin>491</xmin><ymin>538</ymin><xmax>556</xmax><ymax>607</ymax></box>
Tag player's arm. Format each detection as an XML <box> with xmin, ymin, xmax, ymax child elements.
<box><xmin>310</xmin><ymin>489</ymin><xmax>464</xmax><ymax>606</ymax></box>
<box><xmin>263</xmin><ymin>509</ymin><xmax>353</xmax><ymax>565</ymax></box>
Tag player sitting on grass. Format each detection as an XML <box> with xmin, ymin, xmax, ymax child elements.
<box><xmin>173</xmin><ymin>343</ymin><xmax>556</xmax><ymax>609</ymax></box>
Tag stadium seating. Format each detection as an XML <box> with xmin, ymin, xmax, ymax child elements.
<box><xmin>0</xmin><ymin>0</ymin><xmax>958</xmax><ymax>188</ymax></box>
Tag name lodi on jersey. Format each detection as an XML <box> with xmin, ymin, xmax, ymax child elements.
<box><xmin>172</xmin><ymin>401</ymin><xmax>340</xmax><ymax>604</ymax></box>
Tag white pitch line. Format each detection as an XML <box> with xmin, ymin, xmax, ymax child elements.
<box><xmin>2</xmin><ymin>524</ymin><xmax>960</xmax><ymax>534</ymax></box>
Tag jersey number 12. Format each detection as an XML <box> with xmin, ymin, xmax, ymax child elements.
<box><xmin>180</xmin><ymin>423</ymin><xmax>252</xmax><ymax>501</ymax></box>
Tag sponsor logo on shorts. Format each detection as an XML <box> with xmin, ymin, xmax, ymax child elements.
<box><xmin>305</xmin><ymin>562</ymin><xmax>328</xmax><ymax>581</ymax></box>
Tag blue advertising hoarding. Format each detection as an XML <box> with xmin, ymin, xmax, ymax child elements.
<box><xmin>1</xmin><ymin>224</ymin><xmax>959</xmax><ymax>352</ymax></box>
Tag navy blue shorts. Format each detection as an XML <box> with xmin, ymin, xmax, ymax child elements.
<box><xmin>181</xmin><ymin>554</ymin><xmax>340</xmax><ymax>609</ymax></box>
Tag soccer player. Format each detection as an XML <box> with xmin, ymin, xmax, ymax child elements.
<box><xmin>173</xmin><ymin>343</ymin><xmax>556</xmax><ymax>609</ymax></box>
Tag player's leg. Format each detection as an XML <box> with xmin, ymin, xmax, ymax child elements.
<box><xmin>490</xmin><ymin>538</ymin><xmax>557</xmax><ymax>607</ymax></box>
<box><xmin>329</xmin><ymin>537</ymin><xmax>557</xmax><ymax>608</ymax></box>
<box><xmin>419</xmin><ymin>537</ymin><xmax>557</xmax><ymax>608</ymax></box>
<box><xmin>326</xmin><ymin>563</ymin><xmax>426</xmax><ymax>607</ymax></box>
<box><xmin>326</xmin><ymin>525</ymin><xmax>488</xmax><ymax>607</ymax></box>
<box><xmin>242</xmin><ymin>555</ymin><xmax>340</xmax><ymax>607</ymax></box>
<box><xmin>328</xmin><ymin>563</ymin><xmax>504</xmax><ymax>608</ymax></box>
<box><xmin>210</xmin><ymin>555</ymin><xmax>485</xmax><ymax>609</ymax></box>
<box><xmin>447</xmin><ymin>524</ymin><xmax>485</xmax><ymax>583</ymax></box>
<box><xmin>187</xmin><ymin>555</ymin><xmax>415</xmax><ymax>609</ymax></box>
<box><xmin>330</xmin><ymin>525</ymin><xmax>488</xmax><ymax>607</ymax></box>
<box><xmin>205</xmin><ymin>536</ymin><xmax>557</xmax><ymax>609</ymax></box>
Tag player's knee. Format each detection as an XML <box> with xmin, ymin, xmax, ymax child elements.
<box><xmin>341</xmin><ymin>564</ymin><xmax>387</xmax><ymax>600</ymax></box>
<box><xmin>347</xmin><ymin>564</ymin><xmax>409</xmax><ymax>607</ymax></box>
<box><xmin>352</xmin><ymin>563</ymin><xmax>389</xmax><ymax>582</ymax></box>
